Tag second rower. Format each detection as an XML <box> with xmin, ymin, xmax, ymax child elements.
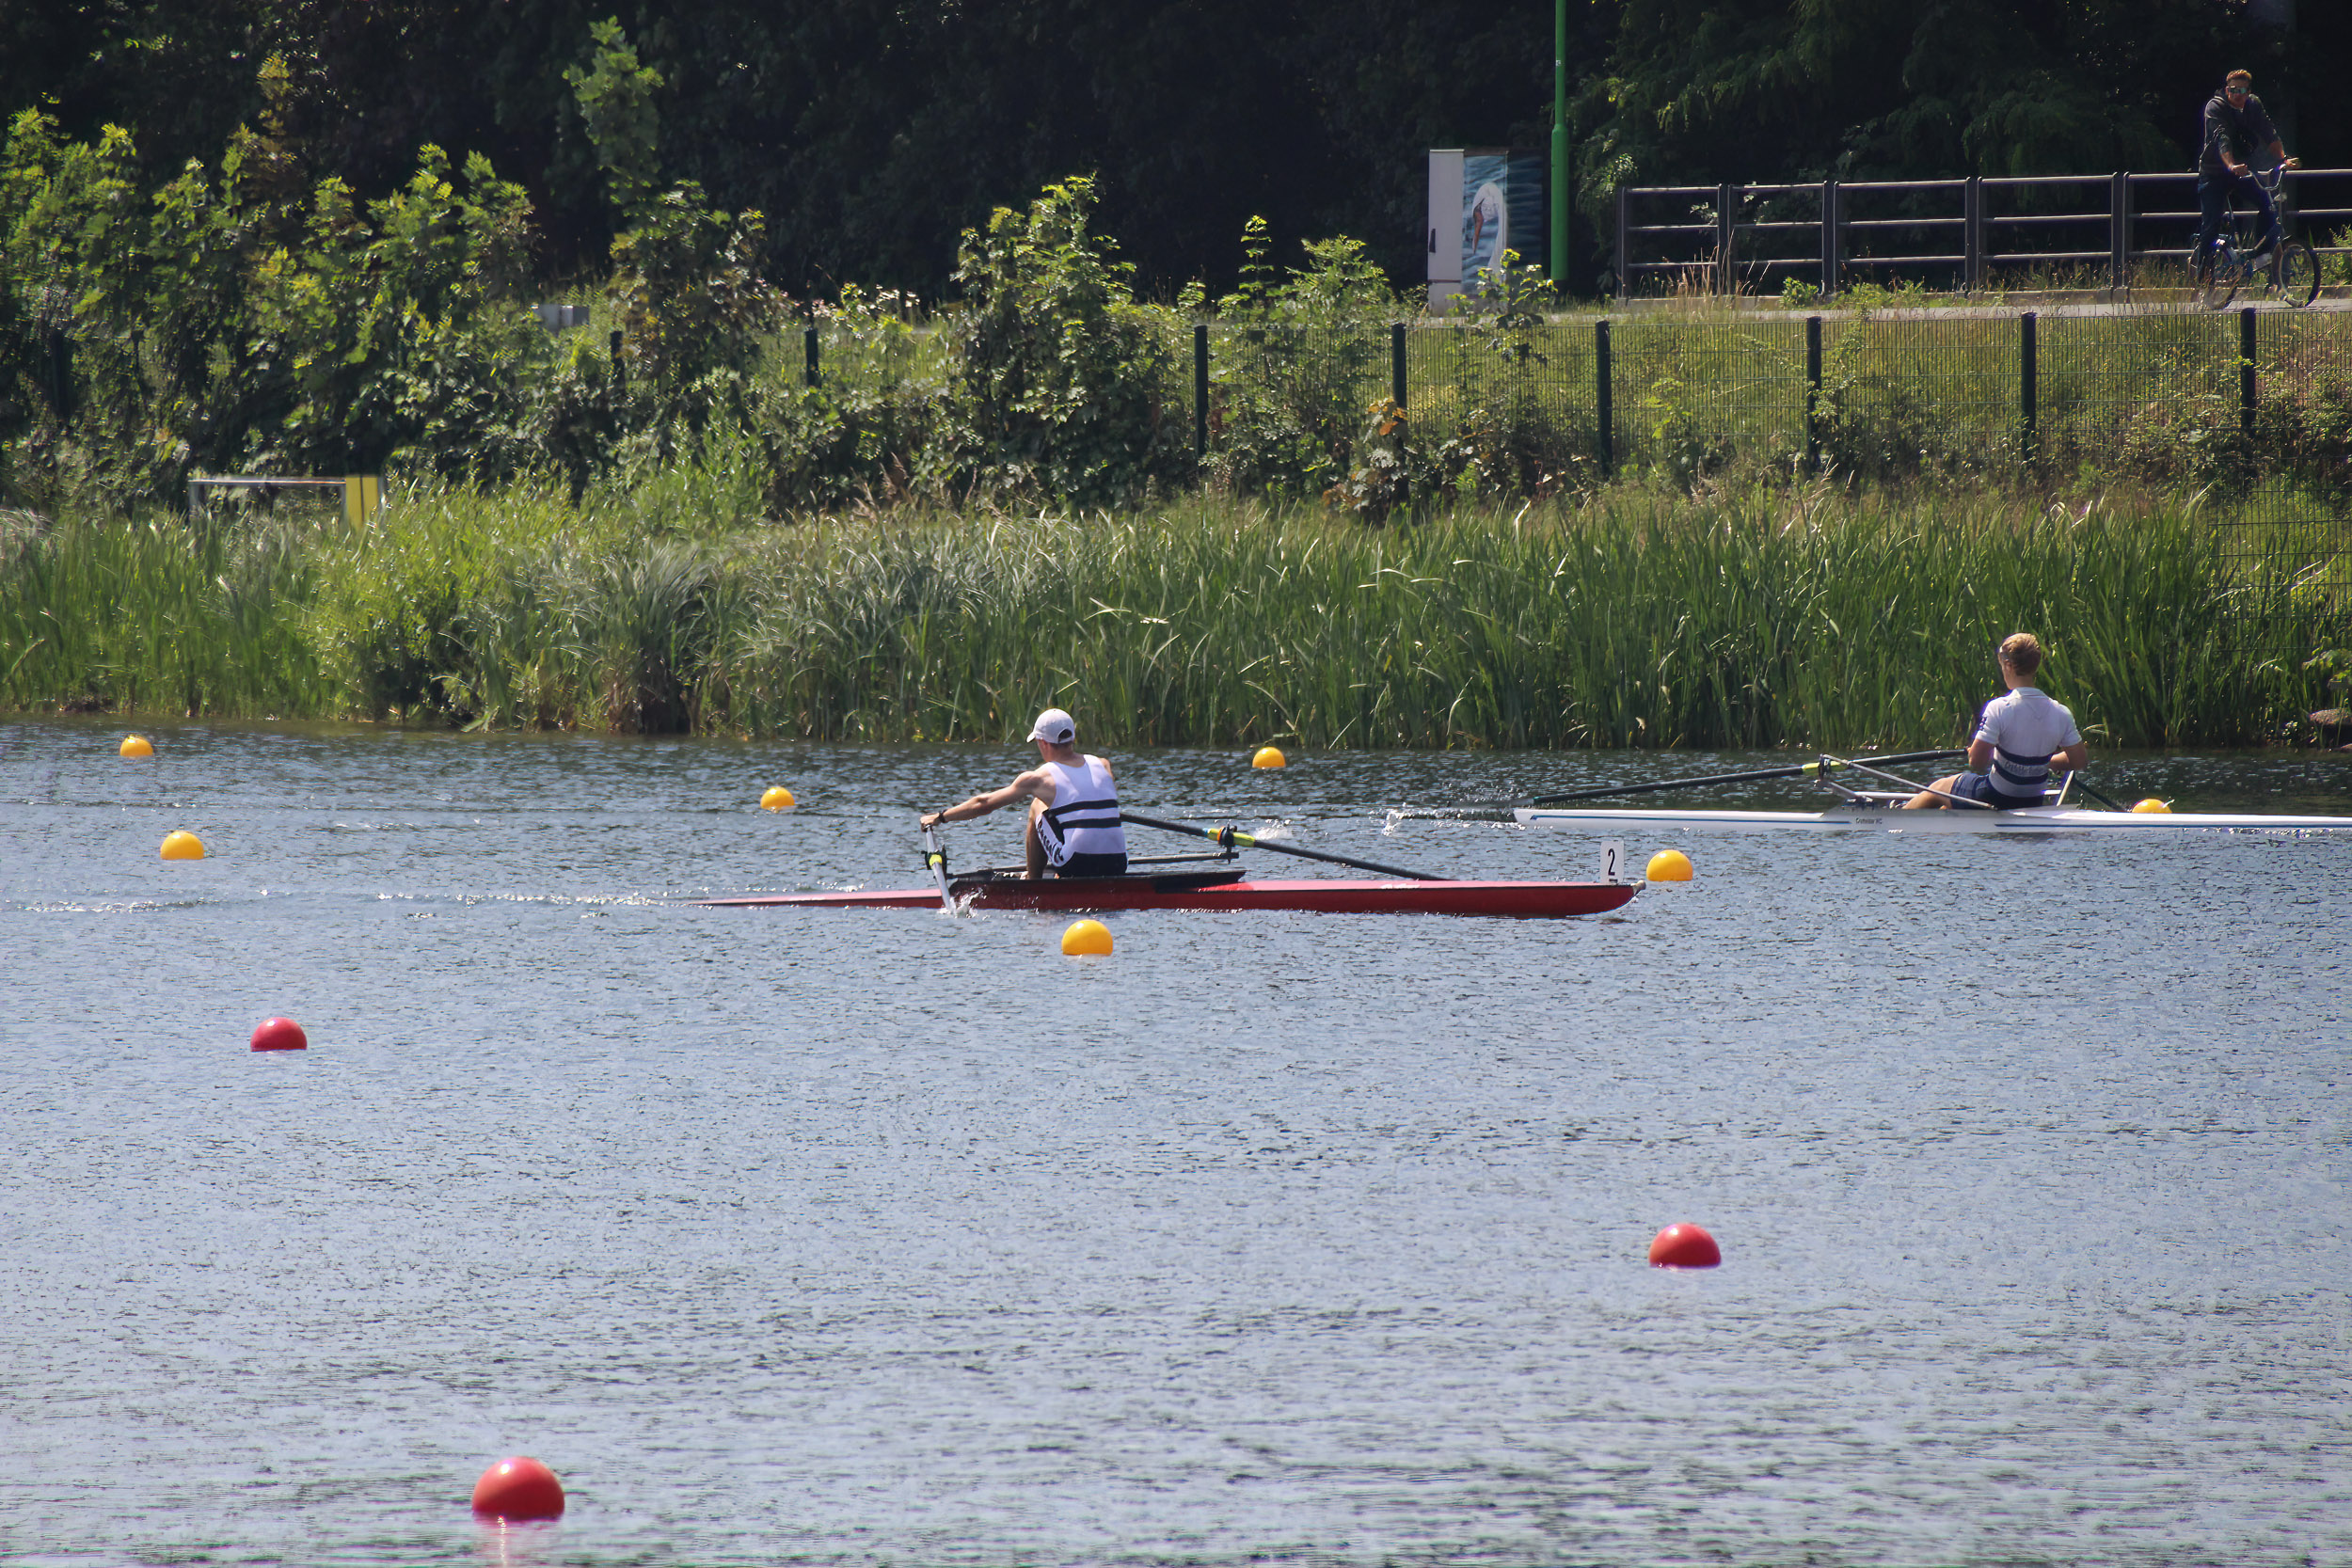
<box><xmin>1906</xmin><ymin>633</ymin><xmax>2088</xmax><ymax>811</ymax></box>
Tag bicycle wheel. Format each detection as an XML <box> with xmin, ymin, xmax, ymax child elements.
<box><xmin>2271</xmin><ymin>239</ymin><xmax>2320</xmax><ymax>307</ymax></box>
<box><xmin>2201</xmin><ymin>245</ymin><xmax>2242</xmax><ymax>309</ymax></box>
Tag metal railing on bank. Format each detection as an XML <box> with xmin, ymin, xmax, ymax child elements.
<box><xmin>1610</xmin><ymin>169</ymin><xmax>2352</xmax><ymax>298</ymax></box>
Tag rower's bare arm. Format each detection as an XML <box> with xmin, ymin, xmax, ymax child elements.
<box><xmin>922</xmin><ymin>768</ymin><xmax>1055</xmax><ymax>827</ymax></box>
<box><xmin>2054</xmin><ymin>742</ymin><xmax>2089</xmax><ymax>771</ymax></box>
<box><xmin>1966</xmin><ymin>738</ymin><xmax>1995</xmax><ymax>770</ymax></box>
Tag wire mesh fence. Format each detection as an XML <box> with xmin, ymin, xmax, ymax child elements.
<box><xmin>1609</xmin><ymin>315</ymin><xmax>1810</xmax><ymax>475</ymax></box>
<box><xmin>1173</xmin><ymin>309</ymin><xmax>2352</xmax><ymax>517</ymax></box>
<box><xmin>2038</xmin><ymin>311</ymin><xmax>2235</xmax><ymax>466</ymax></box>
<box><xmin>1175</xmin><ymin>307</ymin><xmax>2352</xmax><ymax>662</ymax></box>
<box><xmin>777</xmin><ymin>304</ymin><xmax>2352</xmax><ymax>562</ymax></box>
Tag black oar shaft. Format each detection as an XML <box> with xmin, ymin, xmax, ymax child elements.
<box><xmin>2071</xmin><ymin>778</ymin><xmax>2128</xmax><ymax>813</ymax></box>
<box><xmin>1121</xmin><ymin>811</ymin><xmax>1440</xmax><ymax>881</ymax></box>
<box><xmin>1526</xmin><ymin>749</ymin><xmax>1965</xmax><ymax>806</ymax></box>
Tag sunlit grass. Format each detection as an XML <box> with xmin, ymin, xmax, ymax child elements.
<box><xmin>4</xmin><ymin>480</ymin><xmax>2344</xmax><ymax>749</ymax></box>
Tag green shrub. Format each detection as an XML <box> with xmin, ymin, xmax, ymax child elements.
<box><xmin>1204</xmin><ymin>217</ymin><xmax>1395</xmax><ymax>498</ymax></box>
<box><xmin>941</xmin><ymin>176</ymin><xmax>1190</xmax><ymax>507</ymax></box>
<box><xmin>1440</xmin><ymin>252</ymin><xmax>1591</xmax><ymax>499</ymax></box>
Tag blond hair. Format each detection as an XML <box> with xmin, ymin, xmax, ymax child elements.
<box><xmin>1998</xmin><ymin>632</ymin><xmax>2042</xmax><ymax>675</ymax></box>
<box><xmin>2226</xmin><ymin>69</ymin><xmax>2253</xmax><ymax>87</ymax></box>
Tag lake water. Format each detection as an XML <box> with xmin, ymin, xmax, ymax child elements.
<box><xmin>2</xmin><ymin>719</ymin><xmax>2347</xmax><ymax>1568</ymax></box>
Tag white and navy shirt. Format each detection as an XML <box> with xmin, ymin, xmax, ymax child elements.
<box><xmin>1975</xmin><ymin>686</ymin><xmax>2083</xmax><ymax>800</ymax></box>
<box><xmin>1035</xmin><ymin>756</ymin><xmax>1125</xmax><ymax>865</ymax></box>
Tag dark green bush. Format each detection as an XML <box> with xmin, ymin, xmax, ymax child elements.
<box><xmin>941</xmin><ymin>176</ymin><xmax>1190</xmax><ymax>507</ymax></box>
<box><xmin>1202</xmin><ymin>218</ymin><xmax>1394</xmax><ymax>498</ymax></box>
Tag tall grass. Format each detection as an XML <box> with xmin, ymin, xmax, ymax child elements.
<box><xmin>0</xmin><ymin>507</ymin><xmax>337</xmax><ymax>716</ymax></box>
<box><xmin>4</xmin><ymin>483</ymin><xmax>2344</xmax><ymax>749</ymax></box>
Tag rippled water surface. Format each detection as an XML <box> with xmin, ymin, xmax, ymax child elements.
<box><xmin>3</xmin><ymin>720</ymin><xmax>2348</xmax><ymax>1568</ymax></box>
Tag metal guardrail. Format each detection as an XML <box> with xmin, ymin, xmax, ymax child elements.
<box><xmin>1612</xmin><ymin>170</ymin><xmax>2352</xmax><ymax>300</ymax></box>
<box><xmin>188</xmin><ymin>474</ymin><xmax>383</xmax><ymax>527</ymax></box>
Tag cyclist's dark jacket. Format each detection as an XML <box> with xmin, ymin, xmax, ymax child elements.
<box><xmin>2201</xmin><ymin>91</ymin><xmax>2280</xmax><ymax>178</ymax></box>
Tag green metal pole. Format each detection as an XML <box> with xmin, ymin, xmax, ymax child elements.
<box><xmin>1549</xmin><ymin>0</ymin><xmax>1568</xmax><ymax>288</ymax></box>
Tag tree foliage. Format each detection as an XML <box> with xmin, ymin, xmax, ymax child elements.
<box><xmin>1574</xmin><ymin>0</ymin><xmax>2321</xmax><ymax>221</ymax></box>
<box><xmin>6</xmin><ymin>1</ymin><xmax>2342</xmax><ymax>294</ymax></box>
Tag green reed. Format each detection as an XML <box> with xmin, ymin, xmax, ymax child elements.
<box><xmin>0</xmin><ymin>507</ymin><xmax>338</xmax><ymax>717</ymax></box>
<box><xmin>5</xmin><ymin>483</ymin><xmax>2344</xmax><ymax>749</ymax></box>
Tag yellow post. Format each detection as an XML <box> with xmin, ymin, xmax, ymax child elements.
<box><xmin>342</xmin><ymin>474</ymin><xmax>381</xmax><ymax>527</ymax></box>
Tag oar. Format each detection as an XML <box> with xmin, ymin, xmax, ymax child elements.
<box><xmin>1508</xmin><ymin>749</ymin><xmax>1968</xmax><ymax>808</ymax></box>
<box><xmin>1121</xmin><ymin>810</ymin><xmax>1441</xmax><ymax>881</ymax></box>
<box><xmin>2069</xmin><ymin>777</ymin><xmax>2129</xmax><ymax>813</ymax></box>
<box><xmin>1828</xmin><ymin>753</ymin><xmax>1996</xmax><ymax>808</ymax></box>
<box><xmin>919</xmin><ymin>820</ymin><xmax>956</xmax><ymax>910</ymax></box>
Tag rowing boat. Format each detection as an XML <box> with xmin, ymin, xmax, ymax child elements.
<box><xmin>1482</xmin><ymin>751</ymin><xmax>2352</xmax><ymax>833</ymax></box>
<box><xmin>704</xmin><ymin>808</ymin><xmax>1642</xmax><ymax>919</ymax></box>
<box><xmin>1516</xmin><ymin>795</ymin><xmax>2352</xmax><ymax>832</ymax></box>
<box><xmin>701</xmin><ymin>865</ymin><xmax>1640</xmax><ymax>918</ymax></box>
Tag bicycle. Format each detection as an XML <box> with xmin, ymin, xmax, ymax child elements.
<box><xmin>2199</xmin><ymin>161</ymin><xmax>2319</xmax><ymax>309</ymax></box>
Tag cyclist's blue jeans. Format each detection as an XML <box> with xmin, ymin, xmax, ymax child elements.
<box><xmin>2195</xmin><ymin>168</ymin><xmax>2280</xmax><ymax>267</ymax></box>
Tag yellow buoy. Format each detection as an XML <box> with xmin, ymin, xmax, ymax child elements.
<box><xmin>1645</xmin><ymin>848</ymin><xmax>1693</xmax><ymax>882</ymax></box>
<box><xmin>1061</xmin><ymin>918</ymin><xmax>1114</xmax><ymax>957</ymax></box>
<box><xmin>2130</xmin><ymin>798</ymin><xmax>2171</xmax><ymax>814</ymax></box>
<box><xmin>1251</xmin><ymin>746</ymin><xmax>1286</xmax><ymax>769</ymax></box>
<box><xmin>160</xmin><ymin>831</ymin><xmax>206</xmax><ymax>861</ymax></box>
<box><xmin>760</xmin><ymin>785</ymin><xmax>796</xmax><ymax>811</ymax></box>
<box><xmin>119</xmin><ymin>735</ymin><xmax>154</xmax><ymax>758</ymax></box>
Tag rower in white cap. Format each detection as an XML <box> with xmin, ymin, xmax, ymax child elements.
<box><xmin>920</xmin><ymin>707</ymin><xmax>1129</xmax><ymax>879</ymax></box>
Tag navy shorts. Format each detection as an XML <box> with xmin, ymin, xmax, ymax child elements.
<box><xmin>1948</xmin><ymin>771</ymin><xmax>2044</xmax><ymax>809</ymax></box>
<box><xmin>1048</xmin><ymin>850</ymin><xmax>1129</xmax><ymax>879</ymax></box>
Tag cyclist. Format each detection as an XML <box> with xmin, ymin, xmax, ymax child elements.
<box><xmin>2194</xmin><ymin>69</ymin><xmax>2297</xmax><ymax>285</ymax></box>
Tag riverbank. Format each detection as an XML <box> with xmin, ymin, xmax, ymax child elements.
<box><xmin>7</xmin><ymin>480</ymin><xmax>2345</xmax><ymax>750</ymax></box>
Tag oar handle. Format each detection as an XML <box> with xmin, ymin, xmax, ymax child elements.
<box><xmin>1121</xmin><ymin>810</ymin><xmax>1441</xmax><ymax>881</ymax></box>
<box><xmin>919</xmin><ymin>820</ymin><xmax>956</xmax><ymax>908</ymax></box>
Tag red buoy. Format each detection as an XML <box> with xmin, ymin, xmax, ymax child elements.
<box><xmin>249</xmin><ymin>1017</ymin><xmax>308</xmax><ymax>1053</ymax></box>
<box><xmin>472</xmin><ymin>1455</ymin><xmax>565</xmax><ymax>1521</ymax></box>
<box><xmin>1647</xmin><ymin>1222</ymin><xmax>1722</xmax><ymax>1268</ymax></box>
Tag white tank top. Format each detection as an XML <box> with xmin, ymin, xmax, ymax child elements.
<box><xmin>1035</xmin><ymin>756</ymin><xmax>1125</xmax><ymax>864</ymax></box>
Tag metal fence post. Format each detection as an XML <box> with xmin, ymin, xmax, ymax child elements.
<box><xmin>1718</xmin><ymin>182</ymin><xmax>1736</xmax><ymax>293</ymax></box>
<box><xmin>1820</xmin><ymin>180</ymin><xmax>1839</xmax><ymax>297</ymax></box>
<box><xmin>1391</xmin><ymin>323</ymin><xmax>1407</xmax><ymax>411</ymax></box>
<box><xmin>1964</xmin><ymin>177</ymin><xmax>1982</xmax><ymax>290</ymax></box>
<box><xmin>1805</xmin><ymin>314</ymin><xmax>1824</xmax><ymax>472</ymax></box>
<box><xmin>1596</xmin><ymin>319</ymin><xmax>1614</xmax><ymax>476</ymax></box>
<box><xmin>1194</xmin><ymin>324</ymin><xmax>1210</xmax><ymax>462</ymax></box>
<box><xmin>803</xmin><ymin>325</ymin><xmax>819</xmax><ymax>388</ymax></box>
<box><xmin>2020</xmin><ymin>311</ymin><xmax>2039</xmax><ymax>466</ymax></box>
<box><xmin>1613</xmin><ymin>186</ymin><xmax>1630</xmax><ymax>303</ymax></box>
<box><xmin>2109</xmin><ymin>172</ymin><xmax>2128</xmax><ymax>292</ymax></box>
<box><xmin>2240</xmin><ymin>308</ymin><xmax>2258</xmax><ymax>440</ymax></box>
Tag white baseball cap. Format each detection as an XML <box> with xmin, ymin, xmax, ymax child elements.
<box><xmin>1027</xmin><ymin>707</ymin><xmax>1076</xmax><ymax>745</ymax></box>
